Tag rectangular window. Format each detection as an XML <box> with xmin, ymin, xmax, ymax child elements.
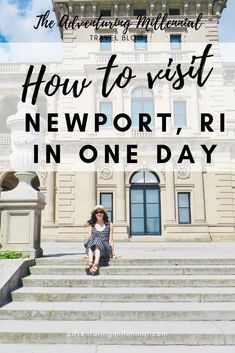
<box><xmin>100</xmin><ymin>35</ymin><xmax>112</xmax><ymax>51</ymax></box>
<box><xmin>178</xmin><ymin>192</ymin><xmax>191</xmax><ymax>224</ymax></box>
<box><xmin>134</xmin><ymin>35</ymin><xmax>147</xmax><ymax>51</ymax></box>
<box><xmin>170</xmin><ymin>34</ymin><xmax>181</xmax><ymax>50</ymax></box>
<box><xmin>99</xmin><ymin>102</ymin><xmax>113</xmax><ymax>127</ymax></box>
<box><xmin>169</xmin><ymin>8</ymin><xmax>180</xmax><ymax>16</ymax></box>
<box><xmin>173</xmin><ymin>101</ymin><xmax>187</xmax><ymax>126</ymax></box>
<box><xmin>100</xmin><ymin>193</ymin><xmax>113</xmax><ymax>222</ymax></box>
<box><xmin>100</xmin><ymin>9</ymin><xmax>111</xmax><ymax>17</ymax></box>
<box><xmin>133</xmin><ymin>9</ymin><xmax>147</xmax><ymax>16</ymax></box>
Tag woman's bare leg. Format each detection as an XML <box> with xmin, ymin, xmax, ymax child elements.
<box><xmin>94</xmin><ymin>246</ymin><xmax>101</xmax><ymax>264</ymax></box>
<box><xmin>88</xmin><ymin>248</ymin><xmax>94</xmax><ymax>263</ymax></box>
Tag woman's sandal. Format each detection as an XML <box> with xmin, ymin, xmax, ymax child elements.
<box><xmin>85</xmin><ymin>262</ymin><xmax>93</xmax><ymax>274</ymax></box>
<box><xmin>89</xmin><ymin>263</ymin><xmax>99</xmax><ymax>276</ymax></box>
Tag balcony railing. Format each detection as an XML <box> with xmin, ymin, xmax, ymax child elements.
<box><xmin>93</xmin><ymin>50</ymin><xmax>195</xmax><ymax>65</ymax></box>
<box><xmin>0</xmin><ymin>63</ymin><xmax>59</xmax><ymax>74</ymax></box>
<box><xmin>0</xmin><ymin>134</ymin><xmax>11</xmax><ymax>145</ymax></box>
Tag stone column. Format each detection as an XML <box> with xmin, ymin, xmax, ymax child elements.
<box><xmin>45</xmin><ymin>172</ymin><xmax>55</xmax><ymax>224</ymax></box>
<box><xmin>88</xmin><ymin>83</ymin><xmax>96</xmax><ymax>135</ymax></box>
<box><xmin>194</xmin><ymin>171</ymin><xmax>206</xmax><ymax>223</ymax></box>
<box><xmin>165</xmin><ymin>169</ymin><xmax>176</xmax><ymax>223</ymax></box>
<box><xmin>116</xmin><ymin>170</ymin><xmax>126</xmax><ymax>222</ymax></box>
<box><xmin>190</xmin><ymin>83</ymin><xmax>200</xmax><ymax>133</ymax></box>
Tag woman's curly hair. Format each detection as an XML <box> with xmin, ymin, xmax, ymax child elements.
<box><xmin>87</xmin><ymin>211</ymin><xmax>109</xmax><ymax>226</ymax></box>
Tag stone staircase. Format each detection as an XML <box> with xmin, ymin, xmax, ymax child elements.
<box><xmin>1</xmin><ymin>256</ymin><xmax>235</xmax><ymax>352</ymax></box>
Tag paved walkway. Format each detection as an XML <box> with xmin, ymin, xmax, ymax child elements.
<box><xmin>41</xmin><ymin>242</ymin><xmax>235</xmax><ymax>259</ymax></box>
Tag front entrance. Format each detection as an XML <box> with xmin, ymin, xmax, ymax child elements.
<box><xmin>130</xmin><ymin>171</ymin><xmax>161</xmax><ymax>235</ymax></box>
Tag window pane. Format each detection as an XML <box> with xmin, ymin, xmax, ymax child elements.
<box><xmin>132</xmin><ymin>99</ymin><xmax>154</xmax><ymax>127</ymax></box>
<box><xmin>134</xmin><ymin>35</ymin><xmax>147</xmax><ymax>51</ymax></box>
<box><xmin>131</xmin><ymin>203</ymin><xmax>144</xmax><ymax>217</ymax></box>
<box><xmin>143</xmin><ymin>100</ymin><xmax>154</xmax><ymax>115</ymax></box>
<box><xmin>131</xmin><ymin>189</ymin><xmax>144</xmax><ymax>202</ymax></box>
<box><xmin>146</xmin><ymin>218</ymin><xmax>160</xmax><ymax>233</ymax></box>
<box><xmin>178</xmin><ymin>193</ymin><xmax>191</xmax><ymax>224</ymax></box>
<box><xmin>170</xmin><ymin>35</ymin><xmax>181</xmax><ymax>50</ymax></box>
<box><xmin>133</xmin><ymin>9</ymin><xmax>146</xmax><ymax>16</ymax></box>
<box><xmin>146</xmin><ymin>204</ymin><xmax>159</xmax><ymax>218</ymax></box>
<box><xmin>101</xmin><ymin>193</ymin><xmax>112</xmax><ymax>208</ymax></box>
<box><xmin>100</xmin><ymin>102</ymin><xmax>113</xmax><ymax>127</ymax></box>
<box><xmin>131</xmin><ymin>218</ymin><xmax>145</xmax><ymax>233</ymax></box>
<box><xmin>100</xmin><ymin>9</ymin><xmax>111</xmax><ymax>16</ymax></box>
<box><xmin>146</xmin><ymin>189</ymin><xmax>159</xmax><ymax>203</ymax></box>
<box><xmin>179</xmin><ymin>208</ymin><xmax>190</xmax><ymax>223</ymax></box>
<box><xmin>131</xmin><ymin>172</ymin><xmax>145</xmax><ymax>184</ymax></box>
<box><xmin>100</xmin><ymin>36</ymin><xmax>111</xmax><ymax>51</ymax></box>
<box><xmin>169</xmin><ymin>8</ymin><xmax>180</xmax><ymax>15</ymax></box>
<box><xmin>178</xmin><ymin>193</ymin><xmax>189</xmax><ymax>208</ymax></box>
<box><xmin>132</xmin><ymin>100</ymin><xmax>142</xmax><ymax>126</ymax></box>
<box><xmin>174</xmin><ymin>101</ymin><xmax>186</xmax><ymax>127</ymax></box>
<box><xmin>144</xmin><ymin>172</ymin><xmax>158</xmax><ymax>184</ymax></box>
<box><xmin>100</xmin><ymin>193</ymin><xmax>113</xmax><ymax>221</ymax></box>
<box><xmin>132</xmin><ymin>87</ymin><xmax>152</xmax><ymax>98</ymax></box>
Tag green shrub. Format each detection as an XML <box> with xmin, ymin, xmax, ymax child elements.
<box><xmin>0</xmin><ymin>251</ymin><xmax>24</xmax><ymax>259</ymax></box>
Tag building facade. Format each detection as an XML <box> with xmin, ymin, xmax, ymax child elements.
<box><xmin>1</xmin><ymin>0</ymin><xmax>235</xmax><ymax>242</ymax></box>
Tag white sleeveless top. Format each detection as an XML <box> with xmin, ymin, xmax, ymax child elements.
<box><xmin>95</xmin><ymin>223</ymin><xmax>106</xmax><ymax>232</ymax></box>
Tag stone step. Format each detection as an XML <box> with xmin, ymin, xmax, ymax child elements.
<box><xmin>30</xmin><ymin>265</ymin><xmax>235</xmax><ymax>275</ymax></box>
<box><xmin>1</xmin><ymin>345</ymin><xmax>235</xmax><ymax>353</ymax></box>
<box><xmin>12</xmin><ymin>286</ymin><xmax>235</xmax><ymax>302</ymax></box>
<box><xmin>1</xmin><ymin>302</ymin><xmax>235</xmax><ymax>321</ymax></box>
<box><xmin>22</xmin><ymin>274</ymin><xmax>235</xmax><ymax>287</ymax></box>
<box><xmin>35</xmin><ymin>258</ymin><xmax>235</xmax><ymax>266</ymax></box>
<box><xmin>0</xmin><ymin>320</ymin><xmax>235</xmax><ymax>344</ymax></box>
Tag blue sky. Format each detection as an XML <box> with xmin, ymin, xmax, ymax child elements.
<box><xmin>0</xmin><ymin>0</ymin><xmax>234</xmax><ymax>42</ymax></box>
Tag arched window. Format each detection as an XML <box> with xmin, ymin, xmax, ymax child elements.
<box><xmin>130</xmin><ymin>170</ymin><xmax>161</xmax><ymax>235</ymax></box>
<box><xmin>131</xmin><ymin>87</ymin><xmax>154</xmax><ymax>127</ymax></box>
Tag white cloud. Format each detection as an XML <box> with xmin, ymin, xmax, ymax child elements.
<box><xmin>0</xmin><ymin>0</ymin><xmax>61</xmax><ymax>42</ymax></box>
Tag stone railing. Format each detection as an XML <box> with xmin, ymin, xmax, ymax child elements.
<box><xmin>0</xmin><ymin>134</ymin><xmax>10</xmax><ymax>145</ymax></box>
<box><xmin>0</xmin><ymin>63</ymin><xmax>60</xmax><ymax>74</ymax></box>
<box><xmin>93</xmin><ymin>50</ymin><xmax>194</xmax><ymax>65</ymax></box>
<box><xmin>132</xmin><ymin>129</ymin><xmax>155</xmax><ymax>139</ymax></box>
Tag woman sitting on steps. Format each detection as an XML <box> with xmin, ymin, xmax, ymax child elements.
<box><xmin>84</xmin><ymin>205</ymin><xmax>115</xmax><ymax>276</ymax></box>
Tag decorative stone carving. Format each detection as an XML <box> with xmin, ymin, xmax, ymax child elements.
<box><xmin>184</xmin><ymin>2</ymin><xmax>189</xmax><ymax>15</ymax></box>
<box><xmin>92</xmin><ymin>5</ymin><xmax>97</xmax><ymax>17</ymax></box>
<box><xmin>162</xmin><ymin>2</ymin><xmax>167</xmax><ymax>13</ymax></box>
<box><xmin>208</xmin><ymin>1</ymin><xmax>213</xmax><ymax>15</ymax></box>
<box><xmin>196</xmin><ymin>2</ymin><xmax>201</xmax><ymax>15</ymax></box>
<box><xmin>100</xmin><ymin>167</ymin><xmax>113</xmax><ymax>180</ymax></box>
<box><xmin>150</xmin><ymin>3</ymin><xmax>155</xmax><ymax>17</ymax></box>
<box><xmin>56</xmin><ymin>3</ymin><xmax>69</xmax><ymax>19</ymax></box>
<box><xmin>68</xmin><ymin>3</ymin><xmax>73</xmax><ymax>18</ymax></box>
<box><xmin>80</xmin><ymin>4</ymin><xmax>85</xmax><ymax>17</ymax></box>
<box><xmin>177</xmin><ymin>165</ymin><xmax>190</xmax><ymax>179</ymax></box>
<box><xmin>37</xmin><ymin>172</ymin><xmax>47</xmax><ymax>188</ymax></box>
<box><xmin>114</xmin><ymin>4</ymin><xmax>118</xmax><ymax>17</ymax></box>
<box><xmin>126</xmin><ymin>4</ymin><xmax>130</xmax><ymax>17</ymax></box>
<box><xmin>213</xmin><ymin>0</ymin><xmax>225</xmax><ymax>17</ymax></box>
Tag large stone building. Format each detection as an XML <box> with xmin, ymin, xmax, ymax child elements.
<box><xmin>0</xmin><ymin>0</ymin><xmax>235</xmax><ymax>242</ymax></box>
